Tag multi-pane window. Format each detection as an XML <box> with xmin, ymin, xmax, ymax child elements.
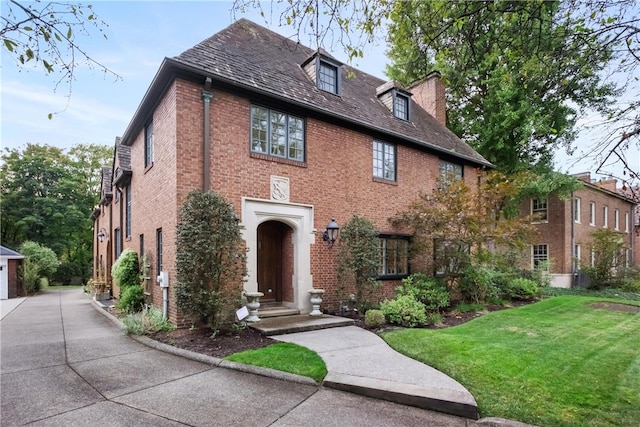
<box><xmin>590</xmin><ymin>249</ymin><xmax>595</xmax><ymax>267</ymax></box>
<box><xmin>603</xmin><ymin>206</ymin><xmax>608</xmax><ymax>227</ymax></box>
<box><xmin>251</xmin><ymin>106</ymin><xmax>304</xmax><ymax>161</ymax></box>
<box><xmin>439</xmin><ymin>160</ymin><xmax>463</xmax><ymax>188</ymax></box>
<box><xmin>378</xmin><ymin>236</ymin><xmax>409</xmax><ymax>277</ymax></box>
<box><xmin>318</xmin><ymin>60</ymin><xmax>338</xmax><ymax>94</ymax></box>
<box><xmin>373</xmin><ymin>141</ymin><xmax>396</xmax><ymax>181</ymax></box>
<box><xmin>532</xmin><ymin>244</ymin><xmax>548</xmax><ymax>269</ymax></box>
<box><xmin>144</xmin><ymin>121</ymin><xmax>153</xmax><ymax>168</ymax></box>
<box><xmin>614</xmin><ymin>209</ymin><xmax>619</xmax><ymax>230</ymax></box>
<box><xmin>532</xmin><ymin>199</ymin><xmax>548</xmax><ymax>221</ymax></box>
<box><xmin>139</xmin><ymin>234</ymin><xmax>144</xmax><ymax>261</ymax></box>
<box><xmin>574</xmin><ymin>197</ymin><xmax>581</xmax><ymax>223</ymax></box>
<box><xmin>573</xmin><ymin>244</ymin><xmax>581</xmax><ymax>271</ymax></box>
<box><xmin>125</xmin><ymin>185</ymin><xmax>132</xmax><ymax>238</ymax></box>
<box><xmin>434</xmin><ymin>239</ymin><xmax>469</xmax><ymax>276</ymax></box>
<box><xmin>589</xmin><ymin>202</ymin><xmax>595</xmax><ymax>226</ymax></box>
<box><xmin>394</xmin><ymin>92</ymin><xmax>409</xmax><ymax>120</ymax></box>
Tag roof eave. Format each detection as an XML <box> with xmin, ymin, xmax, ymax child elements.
<box><xmin>122</xmin><ymin>58</ymin><xmax>493</xmax><ymax>168</ymax></box>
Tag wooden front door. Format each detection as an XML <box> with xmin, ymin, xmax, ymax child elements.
<box><xmin>257</xmin><ymin>221</ymin><xmax>285</xmax><ymax>302</ymax></box>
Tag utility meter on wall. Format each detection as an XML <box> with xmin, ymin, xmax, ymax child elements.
<box><xmin>157</xmin><ymin>271</ymin><xmax>169</xmax><ymax>288</ymax></box>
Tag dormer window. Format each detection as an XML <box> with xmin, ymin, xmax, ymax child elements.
<box><xmin>394</xmin><ymin>92</ymin><xmax>410</xmax><ymax>120</ymax></box>
<box><xmin>376</xmin><ymin>81</ymin><xmax>412</xmax><ymax>121</ymax></box>
<box><xmin>318</xmin><ymin>60</ymin><xmax>338</xmax><ymax>94</ymax></box>
<box><xmin>302</xmin><ymin>52</ymin><xmax>342</xmax><ymax>96</ymax></box>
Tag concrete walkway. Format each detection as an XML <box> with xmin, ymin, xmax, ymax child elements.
<box><xmin>1</xmin><ymin>290</ymin><xmax>535</xmax><ymax>427</ymax></box>
<box><xmin>0</xmin><ymin>296</ymin><xmax>26</xmax><ymax>320</ymax></box>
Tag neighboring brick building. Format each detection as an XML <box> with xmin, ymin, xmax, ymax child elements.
<box><xmin>93</xmin><ymin>19</ymin><xmax>491</xmax><ymax>323</ymax></box>
<box><xmin>526</xmin><ymin>172</ymin><xmax>636</xmax><ymax>288</ymax></box>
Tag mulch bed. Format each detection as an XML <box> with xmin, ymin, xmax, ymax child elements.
<box><xmin>145</xmin><ymin>300</ymin><xmax>536</xmax><ymax>358</ymax></box>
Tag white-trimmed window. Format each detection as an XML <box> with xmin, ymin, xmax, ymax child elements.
<box><xmin>614</xmin><ymin>209</ymin><xmax>619</xmax><ymax>230</ymax></box>
<box><xmin>590</xmin><ymin>248</ymin><xmax>595</xmax><ymax>267</ymax></box>
<box><xmin>378</xmin><ymin>236</ymin><xmax>409</xmax><ymax>277</ymax></box>
<box><xmin>251</xmin><ymin>106</ymin><xmax>305</xmax><ymax>161</ymax></box>
<box><xmin>625</xmin><ymin>212</ymin><xmax>630</xmax><ymax>233</ymax></box>
<box><xmin>393</xmin><ymin>92</ymin><xmax>410</xmax><ymax>121</ymax></box>
<box><xmin>532</xmin><ymin>199</ymin><xmax>548</xmax><ymax>222</ymax></box>
<box><xmin>573</xmin><ymin>243</ymin><xmax>581</xmax><ymax>271</ymax></box>
<box><xmin>373</xmin><ymin>140</ymin><xmax>396</xmax><ymax>181</ymax></box>
<box><xmin>318</xmin><ymin>60</ymin><xmax>339</xmax><ymax>94</ymax></box>
<box><xmin>603</xmin><ymin>206</ymin><xmax>608</xmax><ymax>228</ymax></box>
<box><xmin>532</xmin><ymin>244</ymin><xmax>548</xmax><ymax>270</ymax></box>
<box><xmin>574</xmin><ymin>197</ymin><xmax>581</xmax><ymax>223</ymax></box>
<box><xmin>589</xmin><ymin>202</ymin><xmax>596</xmax><ymax>226</ymax></box>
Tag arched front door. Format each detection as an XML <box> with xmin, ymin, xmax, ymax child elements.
<box><xmin>257</xmin><ymin>220</ymin><xmax>291</xmax><ymax>302</ymax></box>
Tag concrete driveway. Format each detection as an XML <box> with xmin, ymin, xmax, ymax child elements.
<box><xmin>0</xmin><ymin>289</ymin><xmax>474</xmax><ymax>426</ymax></box>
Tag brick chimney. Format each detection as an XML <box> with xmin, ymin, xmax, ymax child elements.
<box><xmin>598</xmin><ymin>179</ymin><xmax>618</xmax><ymax>192</ymax></box>
<box><xmin>407</xmin><ymin>71</ymin><xmax>446</xmax><ymax>126</ymax></box>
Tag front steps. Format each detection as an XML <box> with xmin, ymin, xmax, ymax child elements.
<box><xmin>249</xmin><ymin>305</ymin><xmax>354</xmax><ymax>336</ymax></box>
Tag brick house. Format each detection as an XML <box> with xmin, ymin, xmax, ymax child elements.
<box><xmin>93</xmin><ymin>19</ymin><xmax>490</xmax><ymax>323</ymax></box>
<box><xmin>527</xmin><ymin>172</ymin><xmax>636</xmax><ymax>287</ymax></box>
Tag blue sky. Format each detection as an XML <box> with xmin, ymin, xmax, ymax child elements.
<box><xmin>1</xmin><ymin>1</ymin><xmax>637</xmax><ymax>180</ymax></box>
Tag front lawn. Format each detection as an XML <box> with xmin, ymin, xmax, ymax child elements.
<box><xmin>382</xmin><ymin>296</ymin><xmax>640</xmax><ymax>427</ymax></box>
<box><xmin>225</xmin><ymin>342</ymin><xmax>327</xmax><ymax>382</ymax></box>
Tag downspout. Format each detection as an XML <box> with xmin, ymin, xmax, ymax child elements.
<box><xmin>202</xmin><ymin>77</ymin><xmax>213</xmax><ymax>192</ymax></box>
<box><xmin>570</xmin><ymin>191</ymin><xmax>575</xmax><ymax>287</ymax></box>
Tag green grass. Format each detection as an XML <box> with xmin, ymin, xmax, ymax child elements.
<box><xmin>225</xmin><ymin>342</ymin><xmax>327</xmax><ymax>382</ymax></box>
<box><xmin>382</xmin><ymin>296</ymin><xmax>640</xmax><ymax>427</ymax></box>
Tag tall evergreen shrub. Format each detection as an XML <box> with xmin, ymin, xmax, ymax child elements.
<box><xmin>175</xmin><ymin>190</ymin><xmax>246</xmax><ymax>331</ymax></box>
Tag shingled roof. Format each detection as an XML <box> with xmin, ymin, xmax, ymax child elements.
<box><xmin>122</xmin><ymin>19</ymin><xmax>490</xmax><ymax>167</ymax></box>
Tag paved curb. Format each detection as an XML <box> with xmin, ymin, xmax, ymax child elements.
<box><xmin>90</xmin><ymin>299</ymin><xmax>318</xmax><ymax>387</ymax></box>
<box><xmin>324</xmin><ymin>372</ymin><xmax>478</xmax><ymax>419</ymax></box>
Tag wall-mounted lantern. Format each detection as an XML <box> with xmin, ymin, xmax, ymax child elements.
<box><xmin>322</xmin><ymin>217</ymin><xmax>340</xmax><ymax>248</ymax></box>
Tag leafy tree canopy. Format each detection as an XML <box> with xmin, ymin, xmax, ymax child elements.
<box><xmin>1</xmin><ymin>143</ymin><xmax>112</xmax><ymax>278</ymax></box>
<box><xmin>386</xmin><ymin>0</ymin><xmax>619</xmax><ymax>173</ymax></box>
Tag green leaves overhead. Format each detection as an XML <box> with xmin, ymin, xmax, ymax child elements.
<box><xmin>386</xmin><ymin>0</ymin><xmax>619</xmax><ymax>173</ymax></box>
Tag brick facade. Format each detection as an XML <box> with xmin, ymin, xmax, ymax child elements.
<box><xmin>93</xmin><ymin>20</ymin><xmax>489</xmax><ymax>324</ymax></box>
<box><xmin>526</xmin><ymin>173</ymin><xmax>636</xmax><ymax>287</ymax></box>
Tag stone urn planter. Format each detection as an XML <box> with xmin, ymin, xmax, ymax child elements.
<box><xmin>308</xmin><ymin>289</ymin><xmax>325</xmax><ymax>317</ymax></box>
<box><xmin>244</xmin><ymin>292</ymin><xmax>264</xmax><ymax>322</ymax></box>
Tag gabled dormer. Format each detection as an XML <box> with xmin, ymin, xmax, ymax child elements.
<box><xmin>99</xmin><ymin>166</ymin><xmax>113</xmax><ymax>206</ymax></box>
<box><xmin>302</xmin><ymin>50</ymin><xmax>343</xmax><ymax>96</ymax></box>
<box><xmin>376</xmin><ymin>81</ymin><xmax>412</xmax><ymax>122</ymax></box>
<box><xmin>113</xmin><ymin>137</ymin><xmax>132</xmax><ymax>188</ymax></box>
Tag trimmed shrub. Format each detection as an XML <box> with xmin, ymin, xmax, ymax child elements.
<box><xmin>364</xmin><ymin>309</ymin><xmax>386</xmax><ymax>328</ymax></box>
<box><xmin>397</xmin><ymin>273</ymin><xmax>449</xmax><ymax>312</ymax></box>
<box><xmin>111</xmin><ymin>248</ymin><xmax>140</xmax><ymax>289</ymax></box>
<box><xmin>459</xmin><ymin>266</ymin><xmax>499</xmax><ymax>304</ymax></box>
<box><xmin>380</xmin><ymin>295</ymin><xmax>427</xmax><ymax>328</ymax></box>
<box><xmin>117</xmin><ymin>285</ymin><xmax>145</xmax><ymax>313</ymax></box>
<box><xmin>507</xmin><ymin>278</ymin><xmax>539</xmax><ymax>300</ymax></box>
<box><xmin>426</xmin><ymin>312</ymin><xmax>444</xmax><ymax>326</ymax></box>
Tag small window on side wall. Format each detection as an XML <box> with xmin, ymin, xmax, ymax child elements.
<box><xmin>144</xmin><ymin>121</ymin><xmax>153</xmax><ymax>168</ymax></box>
